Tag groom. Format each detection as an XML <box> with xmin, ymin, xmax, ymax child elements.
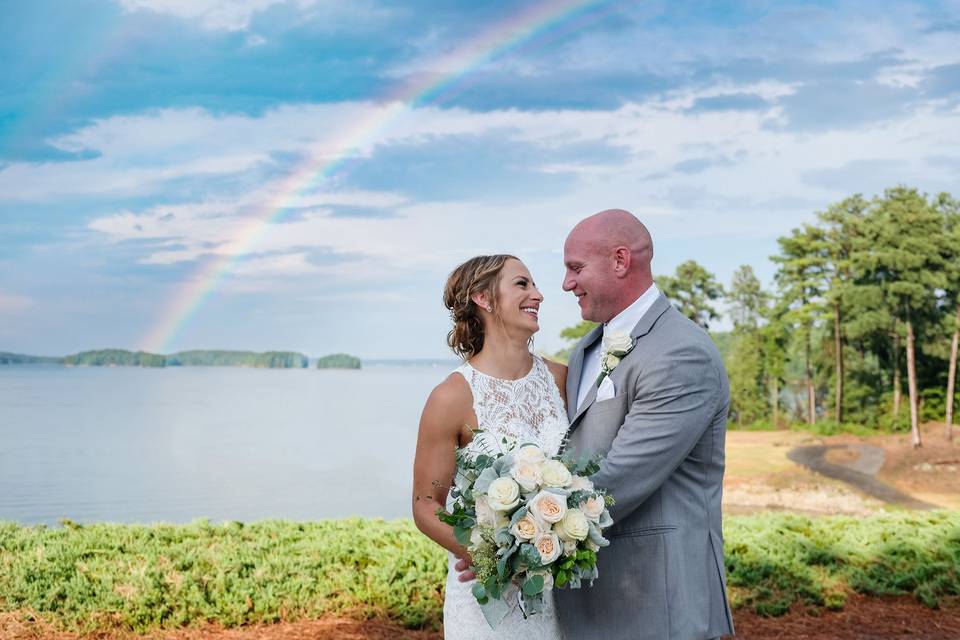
<box><xmin>554</xmin><ymin>209</ymin><xmax>734</xmax><ymax>640</ymax></box>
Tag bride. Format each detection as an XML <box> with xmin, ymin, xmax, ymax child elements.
<box><xmin>412</xmin><ymin>254</ymin><xmax>569</xmax><ymax>639</ymax></box>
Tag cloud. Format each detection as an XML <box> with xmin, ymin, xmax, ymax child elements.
<box><xmin>117</xmin><ymin>0</ymin><xmax>311</xmax><ymax>31</ymax></box>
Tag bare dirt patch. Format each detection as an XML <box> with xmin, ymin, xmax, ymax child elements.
<box><xmin>6</xmin><ymin>598</ymin><xmax>960</xmax><ymax>640</ymax></box>
<box><xmin>727</xmin><ymin>594</ymin><xmax>960</xmax><ymax>639</ymax></box>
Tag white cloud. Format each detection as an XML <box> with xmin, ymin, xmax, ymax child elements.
<box><xmin>117</xmin><ymin>0</ymin><xmax>315</xmax><ymax>31</ymax></box>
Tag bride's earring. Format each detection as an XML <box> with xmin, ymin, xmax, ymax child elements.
<box><xmin>485</xmin><ymin>305</ymin><xmax>492</xmax><ymax>312</ymax></box>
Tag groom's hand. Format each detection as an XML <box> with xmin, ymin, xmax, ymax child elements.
<box><xmin>454</xmin><ymin>557</ymin><xmax>476</xmax><ymax>582</ymax></box>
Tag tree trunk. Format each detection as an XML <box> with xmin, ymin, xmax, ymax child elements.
<box><xmin>834</xmin><ymin>302</ymin><xmax>843</xmax><ymax>423</ymax></box>
<box><xmin>906</xmin><ymin>318</ymin><xmax>921</xmax><ymax>448</ymax></box>
<box><xmin>772</xmin><ymin>376</ymin><xmax>780</xmax><ymax>429</ymax></box>
<box><xmin>946</xmin><ymin>303</ymin><xmax>959</xmax><ymax>442</ymax></box>
<box><xmin>892</xmin><ymin>331</ymin><xmax>901</xmax><ymax>418</ymax></box>
<box><xmin>805</xmin><ymin>331</ymin><xmax>815</xmax><ymax>425</ymax></box>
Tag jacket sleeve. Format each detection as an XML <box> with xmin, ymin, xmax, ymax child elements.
<box><xmin>589</xmin><ymin>342</ymin><xmax>721</xmax><ymax>523</ymax></box>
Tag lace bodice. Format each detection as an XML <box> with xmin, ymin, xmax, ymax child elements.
<box><xmin>443</xmin><ymin>354</ymin><xmax>568</xmax><ymax>639</ymax></box>
<box><xmin>456</xmin><ymin>355</ymin><xmax>568</xmax><ymax>459</ymax></box>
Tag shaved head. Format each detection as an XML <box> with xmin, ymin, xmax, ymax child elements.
<box><xmin>562</xmin><ymin>209</ymin><xmax>655</xmax><ymax>322</ymax></box>
<box><xmin>568</xmin><ymin>209</ymin><xmax>653</xmax><ymax>264</ymax></box>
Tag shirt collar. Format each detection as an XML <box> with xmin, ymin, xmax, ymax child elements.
<box><xmin>604</xmin><ymin>283</ymin><xmax>660</xmax><ymax>338</ymax></box>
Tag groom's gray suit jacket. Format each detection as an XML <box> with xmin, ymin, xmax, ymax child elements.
<box><xmin>555</xmin><ymin>294</ymin><xmax>734</xmax><ymax>640</ymax></box>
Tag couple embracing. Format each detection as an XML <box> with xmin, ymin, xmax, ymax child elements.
<box><xmin>412</xmin><ymin>209</ymin><xmax>734</xmax><ymax>640</ymax></box>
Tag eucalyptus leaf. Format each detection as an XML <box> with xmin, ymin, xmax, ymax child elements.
<box><xmin>522</xmin><ymin>574</ymin><xmax>545</xmax><ymax>596</ymax></box>
<box><xmin>474</xmin><ymin>467</ymin><xmax>500</xmax><ymax>495</ymax></box>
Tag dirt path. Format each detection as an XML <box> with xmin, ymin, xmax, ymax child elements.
<box><xmin>786</xmin><ymin>444</ymin><xmax>937</xmax><ymax>509</ymax></box>
<box><xmin>6</xmin><ymin>597</ymin><xmax>960</xmax><ymax>640</ymax></box>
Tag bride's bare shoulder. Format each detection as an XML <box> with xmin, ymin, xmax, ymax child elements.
<box><xmin>422</xmin><ymin>371</ymin><xmax>472</xmax><ymax>419</ymax></box>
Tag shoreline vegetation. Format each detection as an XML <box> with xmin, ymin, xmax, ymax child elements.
<box><xmin>0</xmin><ymin>350</ymin><xmax>362</xmax><ymax>370</ymax></box>
<box><xmin>0</xmin><ymin>514</ymin><xmax>956</xmax><ymax>634</ymax></box>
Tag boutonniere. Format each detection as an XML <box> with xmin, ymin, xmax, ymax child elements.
<box><xmin>597</xmin><ymin>331</ymin><xmax>635</xmax><ymax>386</ymax></box>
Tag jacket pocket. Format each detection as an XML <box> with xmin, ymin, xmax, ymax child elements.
<box><xmin>609</xmin><ymin>525</ymin><xmax>678</xmax><ymax>539</ymax></box>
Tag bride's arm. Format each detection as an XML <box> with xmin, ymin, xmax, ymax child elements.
<box><xmin>412</xmin><ymin>374</ymin><xmax>472</xmax><ymax>559</ymax></box>
<box><xmin>544</xmin><ymin>358</ymin><xmax>569</xmax><ymax>411</ymax></box>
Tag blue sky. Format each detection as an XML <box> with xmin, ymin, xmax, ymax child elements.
<box><xmin>1</xmin><ymin>0</ymin><xmax>959</xmax><ymax>359</ymax></box>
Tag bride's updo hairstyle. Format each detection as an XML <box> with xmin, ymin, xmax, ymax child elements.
<box><xmin>444</xmin><ymin>254</ymin><xmax>518</xmax><ymax>360</ymax></box>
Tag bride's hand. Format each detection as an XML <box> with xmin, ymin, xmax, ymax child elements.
<box><xmin>455</xmin><ymin>556</ymin><xmax>476</xmax><ymax>582</ymax></box>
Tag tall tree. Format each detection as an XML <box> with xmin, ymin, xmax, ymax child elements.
<box><xmin>816</xmin><ymin>195</ymin><xmax>870</xmax><ymax>422</ymax></box>
<box><xmin>658</xmin><ymin>260</ymin><xmax>725</xmax><ymax>329</ymax></box>
<box><xmin>773</xmin><ymin>225</ymin><xmax>825</xmax><ymax>425</ymax></box>
<box><xmin>726</xmin><ymin>266</ymin><xmax>770</xmax><ymax>425</ymax></box>
<box><xmin>861</xmin><ymin>187</ymin><xmax>947</xmax><ymax>447</ymax></box>
<box><xmin>938</xmin><ymin>193</ymin><xmax>960</xmax><ymax>441</ymax></box>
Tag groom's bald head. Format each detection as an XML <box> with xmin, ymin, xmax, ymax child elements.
<box><xmin>563</xmin><ymin>209</ymin><xmax>655</xmax><ymax>322</ymax></box>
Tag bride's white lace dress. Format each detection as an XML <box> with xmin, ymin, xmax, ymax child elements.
<box><xmin>443</xmin><ymin>355</ymin><xmax>568</xmax><ymax>640</ymax></box>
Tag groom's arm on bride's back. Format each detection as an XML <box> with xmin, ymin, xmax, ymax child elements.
<box><xmin>590</xmin><ymin>341</ymin><xmax>724</xmax><ymax>523</ymax></box>
<box><xmin>412</xmin><ymin>374</ymin><xmax>474</xmax><ymax>559</ymax></box>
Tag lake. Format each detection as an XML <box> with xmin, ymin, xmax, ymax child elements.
<box><xmin>0</xmin><ymin>363</ymin><xmax>455</xmax><ymax>526</ymax></box>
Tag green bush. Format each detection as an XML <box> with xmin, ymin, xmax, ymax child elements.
<box><xmin>1</xmin><ymin>514</ymin><xmax>957</xmax><ymax>632</ymax></box>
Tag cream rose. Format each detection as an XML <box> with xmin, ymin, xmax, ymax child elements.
<box><xmin>514</xmin><ymin>444</ymin><xmax>546</xmax><ymax>465</ymax></box>
<box><xmin>510</xmin><ymin>512</ymin><xmax>545</xmax><ymax>541</ymax></box>
<box><xmin>556</xmin><ymin>508</ymin><xmax>590</xmax><ymax>541</ymax></box>
<box><xmin>533</xmin><ymin>531</ymin><xmax>563</xmax><ymax>564</ymax></box>
<box><xmin>562</xmin><ymin>539</ymin><xmax>578</xmax><ymax>556</ymax></box>
<box><xmin>528</xmin><ymin>490</ymin><xmax>567</xmax><ymax>523</ymax></box>
<box><xmin>487</xmin><ymin>477</ymin><xmax>520</xmax><ymax>511</ymax></box>
<box><xmin>568</xmin><ymin>475</ymin><xmax>594</xmax><ymax>492</ymax></box>
<box><xmin>540</xmin><ymin>460</ymin><xmax>573</xmax><ymax>488</ymax></box>
<box><xmin>580</xmin><ymin>496</ymin><xmax>606</xmax><ymax>522</ymax></box>
<box><xmin>604</xmin><ymin>331</ymin><xmax>633</xmax><ymax>354</ymax></box>
<box><xmin>510</xmin><ymin>461</ymin><xmax>542</xmax><ymax>493</ymax></box>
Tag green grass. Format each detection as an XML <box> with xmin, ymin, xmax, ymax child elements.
<box><xmin>1</xmin><ymin>513</ymin><xmax>958</xmax><ymax>632</ymax></box>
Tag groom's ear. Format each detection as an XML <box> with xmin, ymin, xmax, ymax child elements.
<box><xmin>613</xmin><ymin>246</ymin><xmax>632</xmax><ymax>277</ymax></box>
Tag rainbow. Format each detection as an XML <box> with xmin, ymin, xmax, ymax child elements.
<box><xmin>141</xmin><ymin>0</ymin><xmax>614</xmax><ymax>353</ymax></box>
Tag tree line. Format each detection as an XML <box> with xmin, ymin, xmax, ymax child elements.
<box><xmin>557</xmin><ymin>187</ymin><xmax>959</xmax><ymax>446</ymax></box>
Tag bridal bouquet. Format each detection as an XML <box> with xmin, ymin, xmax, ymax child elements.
<box><xmin>437</xmin><ymin>440</ymin><xmax>614</xmax><ymax>627</ymax></box>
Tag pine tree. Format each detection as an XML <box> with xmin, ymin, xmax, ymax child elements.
<box><xmin>860</xmin><ymin>187</ymin><xmax>947</xmax><ymax>447</ymax></box>
<box><xmin>658</xmin><ymin>260</ymin><xmax>725</xmax><ymax>330</ymax></box>
<box><xmin>773</xmin><ymin>225</ymin><xmax>825</xmax><ymax>425</ymax></box>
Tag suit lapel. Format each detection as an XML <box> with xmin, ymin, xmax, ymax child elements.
<box><xmin>566</xmin><ymin>324</ymin><xmax>602</xmax><ymax>422</ymax></box>
<box><xmin>566</xmin><ymin>293</ymin><xmax>673</xmax><ymax>435</ymax></box>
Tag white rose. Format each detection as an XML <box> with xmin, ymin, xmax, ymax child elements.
<box><xmin>568</xmin><ymin>475</ymin><xmax>594</xmax><ymax>492</ymax></box>
<box><xmin>510</xmin><ymin>461</ymin><xmax>543</xmax><ymax>493</ymax></box>
<box><xmin>487</xmin><ymin>477</ymin><xmax>521</xmax><ymax>511</ymax></box>
<box><xmin>533</xmin><ymin>531</ymin><xmax>563</xmax><ymax>564</ymax></box>
<box><xmin>528</xmin><ymin>490</ymin><xmax>567</xmax><ymax>524</ymax></box>
<box><xmin>556</xmin><ymin>508</ymin><xmax>590</xmax><ymax>542</ymax></box>
<box><xmin>474</xmin><ymin>495</ymin><xmax>497</xmax><ymax>528</ymax></box>
<box><xmin>540</xmin><ymin>460</ymin><xmax>573</xmax><ymax>488</ymax></box>
<box><xmin>514</xmin><ymin>444</ymin><xmax>546</xmax><ymax>465</ymax></box>
<box><xmin>580</xmin><ymin>496</ymin><xmax>606</xmax><ymax>522</ymax></box>
<box><xmin>604</xmin><ymin>331</ymin><xmax>633</xmax><ymax>354</ymax></box>
<box><xmin>510</xmin><ymin>512</ymin><xmax>546</xmax><ymax>541</ymax></box>
<box><xmin>585</xmin><ymin>539</ymin><xmax>600</xmax><ymax>552</ymax></box>
<box><xmin>603</xmin><ymin>353</ymin><xmax>621</xmax><ymax>370</ymax></box>
<box><xmin>562</xmin><ymin>539</ymin><xmax>578</xmax><ymax>556</ymax></box>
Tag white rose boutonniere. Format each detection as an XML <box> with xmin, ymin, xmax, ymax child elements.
<box><xmin>597</xmin><ymin>330</ymin><xmax>635</xmax><ymax>386</ymax></box>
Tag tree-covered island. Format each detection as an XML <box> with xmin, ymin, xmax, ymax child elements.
<box><xmin>58</xmin><ymin>349</ymin><xmax>309</xmax><ymax>368</ymax></box>
<box><xmin>315</xmin><ymin>353</ymin><xmax>362</xmax><ymax>369</ymax></box>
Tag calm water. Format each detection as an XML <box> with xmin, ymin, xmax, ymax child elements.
<box><xmin>0</xmin><ymin>364</ymin><xmax>453</xmax><ymax>525</ymax></box>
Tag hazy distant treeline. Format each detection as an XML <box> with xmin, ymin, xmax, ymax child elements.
<box><xmin>558</xmin><ymin>186</ymin><xmax>960</xmax><ymax>445</ymax></box>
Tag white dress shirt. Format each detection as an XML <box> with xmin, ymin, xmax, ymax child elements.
<box><xmin>577</xmin><ymin>283</ymin><xmax>661</xmax><ymax>411</ymax></box>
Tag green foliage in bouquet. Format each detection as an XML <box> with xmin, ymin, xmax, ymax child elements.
<box><xmin>436</xmin><ymin>435</ymin><xmax>615</xmax><ymax>626</ymax></box>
